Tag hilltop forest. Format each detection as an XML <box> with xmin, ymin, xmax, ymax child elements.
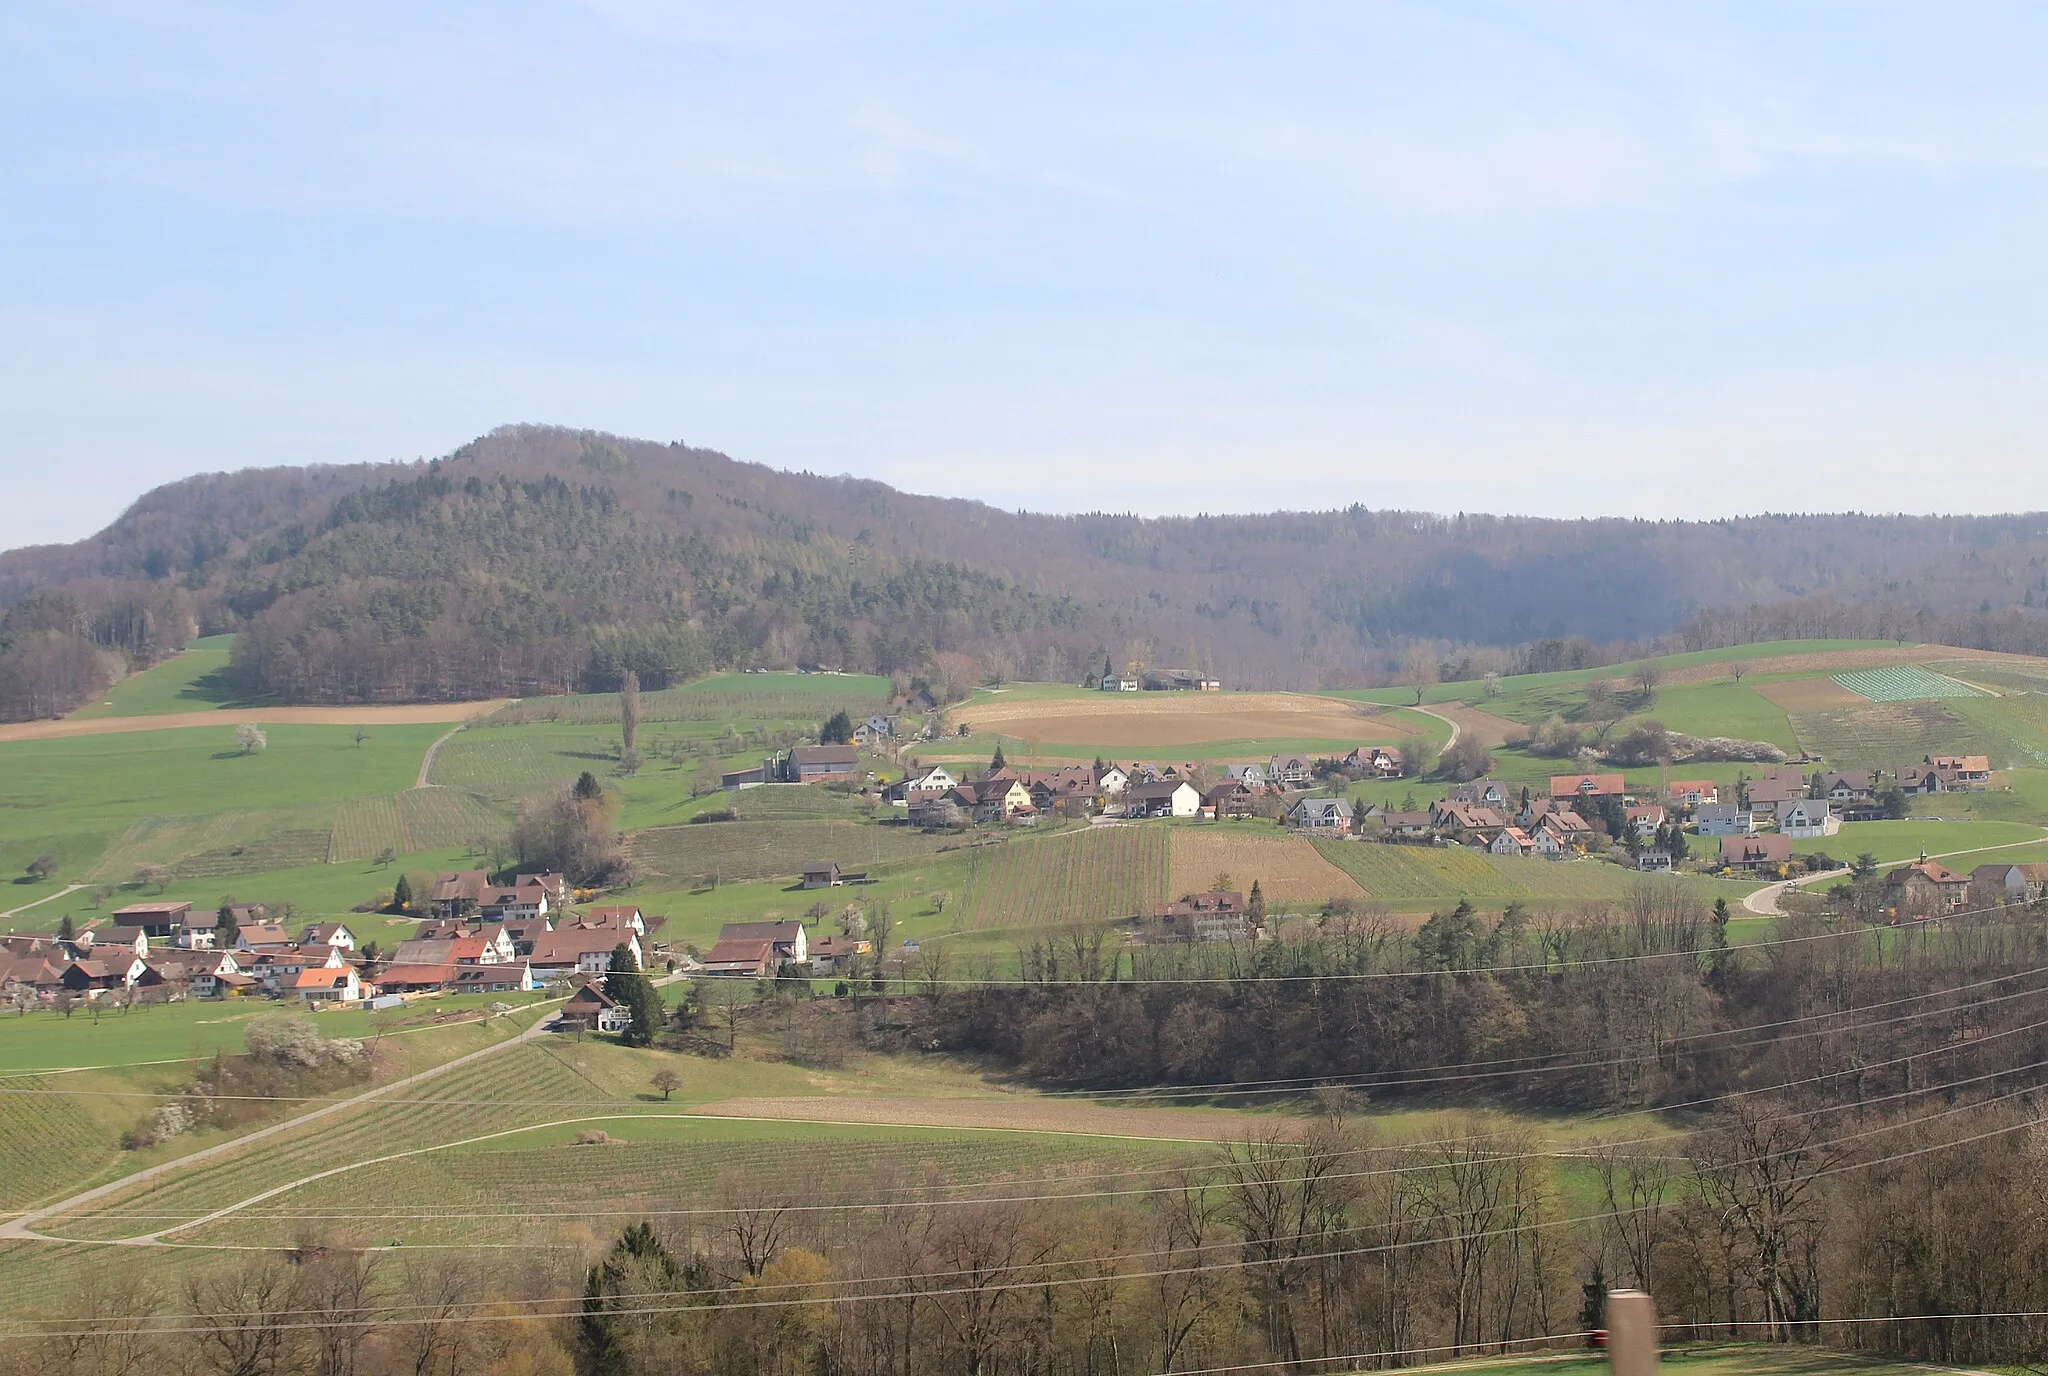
<box><xmin>6</xmin><ymin>424</ymin><xmax>2048</xmax><ymax>718</ymax></box>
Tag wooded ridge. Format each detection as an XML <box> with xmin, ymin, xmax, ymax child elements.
<box><xmin>5</xmin><ymin>423</ymin><xmax>2048</xmax><ymax>716</ymax></box>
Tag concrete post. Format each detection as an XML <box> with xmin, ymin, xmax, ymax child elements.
<box><xmin>1606</xmin><ymin>1289</ymin><xmax>1659</xmax><ymax>1376</ymax></box>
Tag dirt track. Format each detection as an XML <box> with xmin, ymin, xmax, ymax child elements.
<box><xmin>0</xmin><ymin>701</ymin><xmax>508</xmax><ymax>744</ymax></box>
<box><xmin>689</xmin><ymin>1095</ymin><xmax>1299</xmax><ymax>1143</ymax></box>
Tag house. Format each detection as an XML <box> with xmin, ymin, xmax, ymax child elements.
<box><xmin>108</xmin><ymin>902</ymin><xmax>192</xmax><ymax>939</ymax></box>
<box><xmin>560</xmin><ymin>982</ymin><xmax>632</xmax><ymax>1032</ymax></box>
<box><xmin>1148</xmin><ymin>891</ymin><xmax>1256</xmax><ymax>942</ymax></box>
<box><xmin>177</xmin><ymin>910</ymin><xmax>221</xmax><ymax>950</ymax></box>
<box><xmin>1532</xmin><ymin>827</ymin><xmax>1571</xmax><ymax>858</ymax></box>
<box><xmin>1720</xmin><ymin>834</ymin><xmax>1795</xmax><ymax>873</ymax></box>
<box><xmin>801</xmin><ymin>862</ymin><xmax>844</xmax><ymax>890</ymax></box>
<box><xmin>714</xmin><ymin>921</ymin><xmax>806</xmax><ymax>964</ymax></box>
<box><xmin>1433</xmin><ymin>801</ymin><xmax>1509</xmax><ymax>845</ymax></box>
<box><xmin>1814</xmin><ymin>771</ymin><xmax>1885</xmax><ymax>820</ymax></box>
<box><xmin>292</xmin><ymin>967</ymin><xmax>362</xmax><ymax>1004</ymax></box>
<box><xmin>852</xmin><ymin>715</ymin><xmax>899</xmax><ymax>748</ymax></box>
<box><xmin>1692</xmin><ymin>802</ymin><xmax>1754</xmax><ymax>837</ymax></box>
<box><xmin>1286</xmin><ymin>796</ymin><xmax>1353</xmax><ymax>832</ymax></box>
<box><xmin>1928</xmin><ymin>755</ymin><xmax>1993</xmax><ymax>790</ymax></box>
<box><xmin>1376</xmin><ymin>810</ymin><xmax>1435</xmax><ymax>841</ymax></box>
<box><xmin>429</xmin><ymin>871</ymin><xmax>492</xmax><ymax>919</ymax></box>
<box><xmin>1144</xmin><ymin>668</ymin><xmax>1223</xmax><ymax>692</ymax></box>
<box><xmin>1885</xmin><ymin>861</ymin><xmax>1972</xmax><ymax>915</ymax></box>
<box><xmin>1449</xmin><ymin>779</ymin><xmax>1514</xmax><ymax>809</ymax></box>
<box><xmin>1539</xmin><ymin>809</ymin><xmax>1593</xmax><ymax>843</ymax></box>
<box><xmin>1206</xmin><ymin>781</ymin><xmax>1260</xmax><ymax>819</ymax></box>
<box><xmin>478</xmin><ymin>874</ymin><xmax>564</xmax><ymax>923</ymax></box>
<box><xmin>1490</xmin><ymin>828</ymin><xmax>1536</xmax><ymax>857</ymax></box>
<box><xmin>1346</xmin><ymin>746</ymin><xmax>1405</xmax><ymax>778</ymax></box>
<box><xmin>375</xmin><ymin>963</ymin><xmax>461</xmax><ymax>993</ymax></box>
<box><xmin>1625</xmin><ymin>804</ymin><xmax>1667</xmax><ymax>839</ymax></box>
<box><xmin>392</xmin><ymin>938</ymin><xmax>458</xmax><ymax>968</ymax></box>
<box><xmin>232</xmin><ymin>924</ymin><xmax>297</xmax><ymax>951</ymax></box>
<box><xmin>0</xmin><ymin>952</ymin><xmax>66</xmax><ymax>997</ymax></box>
<box><xmin>970</xmin><ymin>776</ymin><xmax>1035</xmax><ymax>823</ymax></box>
<box><xmin>246</xmin><ymin>945</ymin><xmax>347</xmax><ymax>992</ymax></box>
<box><xmin>904</xmin><ymin>766</ymin><xmax>959</xmax><ymax>796</ymax></box>
<box><xmin>1128</xmin><ymin>780</ymin><xmax>1204</xmax><ymax>819</ymax></box>
<box><xmin>299</xmin><ymin>923</ymin><xmax>357</xmax><ymax>951</ymax></box>
<box><xmin>62</xmin><ymin>956</ymin><xmax>147</xmax><ymax>995</ymax></box>
<box><xmin>1969</xmin><ymin>863</ymin><xmax>2048</xmax><ymax>907</ymax></box>
<box><xmin>529</xmin><ymin>928</ymin><xmax>643</xmax><ymax>978</ymax></box>
<box><xmin>1269</xmin><ymin>755</ymin><xmax>1316</xmax><ymax>789</ymax></box>
<box><xmin>95</xmin><ymin>927</ymin><xmax>151</xmax><ymax>958</ymax></box>
<box><xmin>1224</xmin><ymin>763</ymin><xmax>1269</xmax><ymax>791</ymax></box>
<box><xmin>145</xmin><ymin>949</ymin><xmax>247</xmax><ymax>998</ymax></box>
<box><xmin>453</xmin><ymin>963</ymin><xmax>535</xmax><ymax>994</ymax></box>
<box><xmin>1096</xmin><ymin>765</ymin><xmax>1132</xmax><ymax>795</ymax></box>
<box><xmin>1779</xmin><ymin>798</ymin><xmax>1841</xmax><ymax>840</ymax></box>
<box><xmin>1636</xmin><ymin>850</ymin><xmax>1675</xmax><ymax>873</ymax></box>
<box><xmin>1898</xmin><ymin>764</ymin><xmax>1958</xmax><ymax>796</ymax></box>
<box><xmin>1099</xmin><ymin>674</ymin><xmax>1141</xmax><ymax>692</ymax></box>
<box><xmin>582</xmin><ymin>907</ymin><xmax>646</xmax><ymax>936</ymax></box>
<box><xmin>1550</xmin><ymin>774</ymin><xmax>1627</xmax><ymax>801</ymax></box>
<box><xmin>1667</xmin><ymin>781</ymin><xmax>1719</xmax><ymax>808</ymax></box>
<box><xmin>807</xmin><ymin>934</ymin><xmax>871</xmax><ymax>974</ymax></box>
<box><xmin>1022</xmin><ymin>766</ymin><xmax>1100</xmax><ymax>811</ymax></box>
<box><xmin>1745</xmin><ymin>771</ymin><xmax>1809</xmax><ymax>820</ymax></box>
<box><xmin>698</xmin><ymin>939</ymin><xmax>779</xmax><ymax>977</ymax></box>
<box><xmin>451</xmin><ymin>929</ymin><xmax>516</xmax><ymax>965</ymax></box>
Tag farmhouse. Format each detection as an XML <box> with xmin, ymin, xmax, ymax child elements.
<box><xmin>1099</xmin><ymin>673</ymin><xmax>1141</xmax><ymax>692</ymax></box>
<box><xmin>1206</xmin><ymin>781</ymin><xmax>1260</xmax><ymax>819</ymax></box>
<box><xmin>1128</xmin><ymin>780</ymin><xmax>1203</xmax><ymax>819</ymax></box>
<box><xmin>1927</xmin><ymin>754</ymin><xmax>1993</xmax><ymax>790</ymax></box>
<box><xmin>1970</xmin><ymin>863</ymin><xmax>2048</xmax><ymax>907</ymax></box>
<box><xmin>1720</xmin><ymin>835</ymin><xmax>1795</xmax><ymax>873</ymax></box>
<box><xmin>1885</xmin><ymin>861</ymin><xmax>1972</xmax><ymax>915</ymax></box>
<box><xmin>1550</xmin><ymin>774</ymin><xmax>1627</xmax><ymax>801</ymax></box>
<box><xmin>428</xmin><ymin>871</ymin><xmax>491</xmax><ymax>919</ymax></box>
<box><xmin>1147</xmin><ymin>891</ymin><xmax>1256</xmax><ymax>942</ymax></box>
<box><xmin>802</xmin><ymin>862</ymin><xmax>844</xmax><ymax>889</ymax></box>
<box><xmin>453</xmin><ymin>964</ymin><xmax>535</xmax><ymax>994</ymax></box>
<box><xmin>807</xmin><ymin>934</ymin><xmax>871</xmax><ymax>974</ymax></box>
<box><xmin>95</xmin><ymin>927</ymin><xmax>151</xmax><ymax>957</ymax></box>
<box><xmin>62</xmin><ymin>956</ymin><xmax>147</xmax><ymax>995</ymax></box>
<box><xmin>559</xmin><ymin>983</ymin><xmax>630</xmax><ymax>1032</ymax></box>
<box><xmin>767</xmin><ymin>745</ymin><xmax>863</xmax><ymax>783</ymax></box>
<box><xmin>529</xmin><ymin>927</ymin><xmax>643</xmax><ymax>979</ymax></box>
<box><xmin>713</xmin><ymin>920</ymin><xmax>806</xmax><ymax>964</ymax></box>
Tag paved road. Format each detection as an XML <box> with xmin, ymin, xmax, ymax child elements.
<box><xmin>0</xmin><ymin>884</ymin><xmax>85</xmax><ymax>924</ymax></box>
<box><xmin>1742</xmin><ymin>827</ymin><xmax>2048</xmax><ymax>916</ymax></box>
<box><xmin>0</xmin><ymin>1007</ymin><xmax>561</xmax><ymax>1244</ymax></box>
<box><xmin>1411</xmin><ymin>704</ymin><xmax>1461</xmax><ymax>752</ymax></box>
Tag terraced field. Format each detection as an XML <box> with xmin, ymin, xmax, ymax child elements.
<box><xmin>1791</xmin><ymin>701</ymin><xmax>2021</xmax><ymax>770</ymax></box>
<box><xmin>953</xmin><ymin>826</ymin><xmax>1170</xmax><ymax>929</ymax></box>
<box><xmin>1169</xmin><ymin>830</ymin><xmax>1366</xmax><ymax>908</ymax></box>
<box><xmin>1311</xmin><ymin>840</ymin><xmax>1759</xmax><ymax>907</ymax></box>
<box><xmin>328</xmin><ymin>788</ymin><xmax>507</xmax><ymax>861</ymax></box>
<box><xmin>426</xmin><ymin>727</ymin><xmax>621</xmax><ymax>799</ymax></box>
<box><xmin>628</xmin><ymin>820</ymin><xmax>955</xmax><ymax>885</ymax></box>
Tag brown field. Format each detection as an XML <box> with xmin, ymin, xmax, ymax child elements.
<box><xmin>1426</xmin><ymin>702</ymin><xmax>1523</xmax><ymax>748</ymax></box>
<box><xmin>1754</xmin><ymin>678</ymin><xmax>1863</xmax><ymax>710</ymax></box>
<box><xmin>0</xmin><ymin>700</ymin><xmax>507</xmax><ymax>743</ymax></box>
<box><xmin>1169</xmin><ymin>829</ymin><xmax>1366</xmax><ymax>908</ymax></box>
<box><xmin>955</xmin><ymin>692</ymin><xmax>1409</xmax><ymax>749</ymax></box>
<box><xmin>689</xmin><ymin>1096</ymin><xmax>1303</xmax><ymax>1142</ymax></box>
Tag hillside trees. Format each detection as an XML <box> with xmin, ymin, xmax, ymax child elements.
<box><xmin>511</xmin><ymin>778</ymin><xmax>628</xmax><ymax>885</ymax></box>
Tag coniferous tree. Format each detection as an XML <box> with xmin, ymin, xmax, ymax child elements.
<box><xmin>215</xmin><ymin>904</ymin><xmax>239</xmax><ymax>942</ymax></box>
<box><xmin>989</xmin><ymin>743</ymin><xmax>1007</xmax><ymax>773</ymax></box>
<box><xmin>606</xmin><ymin>943</ymin><xmax>663</xmax><ymax>1047</ymax></box>
<box><xmin>56</xmin><ymin>913</ymin><xmax>74</xmax><ymax>941</ymax></box>
<box><xmin>574</xmin><ymin>771</ymin><xmax>604</xmax><ymax>802</ymax></box>
<box><xmin>820</xmin><ymin>709</ymin><xmax>854</xmax><ymax>744</ymax></box>
<box><xmin>391</xmin><ymin>873</ymin><xmax>413</xmax><ymax>913</ymax></box>
<box><xmin>1248</xmin><ymin>880</ymin><xmax>1266</xmax><ymax>928</ymax></box>
<box><xmin>619</xmin><ymin>669</ymin><xmax>641</xmax><ymax>756</ymax></box>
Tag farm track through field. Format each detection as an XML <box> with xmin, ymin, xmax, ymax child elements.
<box><xmin>0</xmin><ymin>700</ymin><xmax>509</xmax><ymax>744</ymax></box>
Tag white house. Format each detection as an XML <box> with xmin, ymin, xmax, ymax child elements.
<box><xmin>1533</xmin><ymin>828</ymin><xmax>1570</xmax><ymax>859</ymax></box>
<box><xmin>1779</xmin><ymin>798</ymin><xmax>1841</xmax><ymax>839</ymax></box>
<box><xmin>1693</xmin><ymin>803</ymin><xmax>1753</xmax><ymax>837</ymax></box>
<box><xmin>1491</xmin><ymin>827</ymin><xmax>1536</xmax><ymax>857</ymax></box>
<box><xmin>1099</xmin><ymin>674</ymin><xmax>1141</xmax><ymax>692</ymax></box>
<box><xmin>1286</xmin><ymin>796</ymin><xmax>1354</xmax><ymax>831</ymax></box>
<box><xmin>1096</xmin><ymin>765</ymin><xmax>1131</xmax><ymax>795</ymax></box>
<box><xmin>1130</xmin><ymin>780</ymin><xmax>1204</xmax><ymax>819</ymax></box>
<box><xmin>292</xmin><ymin>966</ymin><xmax>362</xmax><ymax>1004</ymax></box>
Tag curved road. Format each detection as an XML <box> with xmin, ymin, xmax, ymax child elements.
<box><xmin>1742</xmin><ymin>827</ymin><xmax>2048</xmax><ymax>916</ymax></box>
<box><xmin>1</xmin><ymin>884</ymin><xmax>85</xmax><ymax>924</ymax></box>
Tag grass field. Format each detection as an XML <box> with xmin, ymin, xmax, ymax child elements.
<box><xmin>1832</xmin><ymin>818</ymin><xmax>2047</xmax><ymax>865</ymax></box>
<box><xmin>1791</xmin><ymin>700</ymin><xmax>2021</xmax><ymax>770</ymax></box>
<box><xmin>1310</xmin><ymin>840</ymin><xmax>1761</xmax><ymax>908</ymax></box>
<box><xmin>628</xmin><ymin>819</ymin><xmax>957</xmax><ymax>885</ymax></box>
<box><xmin>68</xmin><ymin>635</ymin><xmax>251</xmax><ymax>718</ymax></box>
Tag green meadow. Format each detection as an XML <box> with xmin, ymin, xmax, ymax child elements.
<box><xmin>67</xmin><ymin>634</ymin><xmax>253</xmax><ymax>718</ymax></box>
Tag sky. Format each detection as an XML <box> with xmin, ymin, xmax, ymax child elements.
<box><xmin>4</xmin><ymin>1</ymin><xmax>2048</xmax><ymax>549</ymax></box>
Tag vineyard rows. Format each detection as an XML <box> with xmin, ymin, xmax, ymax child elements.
<box><xmin>957</xmin><ymin>827</ymin><xmax>1170</xmax><ymax>930</ymax></box>
<box><xmin>331</xmin><ymin>789</ymin><xmax>509</xmax><ymax>862</ymax></box>
<box><xmin>0</xmin><ymin>1078</ymin><xmax>119</xmax><ymax>1214</ymax></box>
<box><xmin>628</xmin><ymin>821</ymin><xmax>953</xmax><ymax>885</ymax></box>
<box><xmin>1168</xmin><ymin>830</ymin><xmax>1364</xmax><ymax>909</ymax></box>
<box><xmin>1833</xmin><ymin>666</ymin><xmax>1985</xmax><ymax>702</ymax></box>
<box><xmin>1791</xmin><ymin>701</ymin><xmax>2015</xmax><ymax>770</ymax></box>
<box><xmin>428</xmin><ymin>730</ymin><xmax>617</xmax><ymax>798</ymax></box>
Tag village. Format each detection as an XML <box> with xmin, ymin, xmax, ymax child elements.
<box><xmin>5</xmin><ymin>743</ymin><xmax>2033</xmax><ymax>1011</ymax></box>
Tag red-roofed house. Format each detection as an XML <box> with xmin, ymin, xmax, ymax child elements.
<box><xmin>1550</xmin><ymin>774</ymin><xmax>1627</xmax><ymax>801</ymax></box>
<box><xmin>292</xmin><ymin>967</ymin><xmax>362</xmax><ymax>1003</ymax></box>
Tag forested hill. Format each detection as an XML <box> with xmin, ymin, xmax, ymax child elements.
<box><xmin>5</xmin><ymin>423</ymin><xmax>2048</xmax><ymax>715</ymax></box>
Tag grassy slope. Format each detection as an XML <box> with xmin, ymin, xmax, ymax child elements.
<box><xmin>1331</xmin><ymin>640</ymin><xmax>1902</xmax><ymax>707</ymax></box>
<box><xmin>67</xmin><ymin>635</ymin><xmax>250</xmax><ymax>719</ymax></box>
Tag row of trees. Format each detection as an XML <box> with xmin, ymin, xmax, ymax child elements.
<box><xmin>14</xmin><ymin>1094</ymin><xmax>2046</xmax><ymax>1376</ymax></box>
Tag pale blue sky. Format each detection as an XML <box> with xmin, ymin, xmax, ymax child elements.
<box><xmin>5</xmin><ymin>2</ymin><xmax>2047</xmax><ymax>549</ymax></box>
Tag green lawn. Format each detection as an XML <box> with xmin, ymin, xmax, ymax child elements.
<box><xmin>1833</xmin><ymin>818</ymin><xmax>2046</xmax><ymax>865</ymax></box>
<box><xmin>0</xmin><ymin>1000</ymin><xmax>266</xmax><ymax>1072</ymax></box>
<box><xmin>1333</xmin><ymin>640</ymin><xmax>1903</xmax><ymax>707</ymax></box>
<box><xmin>67</xmin><ymin>635</ymin><xmax>253</xmax><ymax>719</ymax></box>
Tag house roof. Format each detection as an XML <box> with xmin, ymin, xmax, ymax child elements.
<box><xmin>701</xmin><ymin>938</ymin><xmax>777</xmax><ymax>972</ymax></box>
<box><xmin>293</xmin><ymin>968</ymin><xmax>352</xmax><ymax>989</ymax></box>
<box><xmin>791</xmin><ymin>745</ymin><xmax>860</xmax><ymax>768</ymax></box>
<box><xmin>454</xmin><ymin>964</ymin><xmax>530</xmax><ymax>986</ymax></box>
<box><xmin>1550</xmin><ymin>774</ymin><xmax>1626</xmax><ymax>797</ymax></box>
<box><xmin>563</xmin><ymin>983</ymin><xmax>618</xmax><ymax>1008</ymax></box>
<box><xmin>717</xmin><ymin>920</ymin><xmax>802</xmax><ymax>944</ymax></box>
<box><xmin>529</xmin><ymin>929</ymin><xmax>638</xmax><ymax>964</ymax></box>
<box><xmin>1721</xmin><ymin>834</ymin><xmax>1795</xmax><ymax>863</ymax></box>
<box><xmin>1886</xmin><ymin>861</ymin><xmax>1967</xmax><ymax>886</ymax></box>
<box><xmin>431</xmin><ymin>871</ymin><xmax>491</xmax><ymax>902</ymax></box>
<box><xmin>1667</xmin><ymin>780</ymin><xmax>1717</xmax><ymax>796</ymax></box>
<box><xmin>111</xmin><ymin>902</ymin><xmax>192</xmax><ymax>920</ymax></box>
<box><xmin>377</xmin><ymin>963</ymin><xmax>460</xmax><ymax>985</ymax></box>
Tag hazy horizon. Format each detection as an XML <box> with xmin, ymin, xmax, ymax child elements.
<box><xmin>6</xmin><ymin>3</ymin><xmax>2048</xmax><ymax>547</ymax></box>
